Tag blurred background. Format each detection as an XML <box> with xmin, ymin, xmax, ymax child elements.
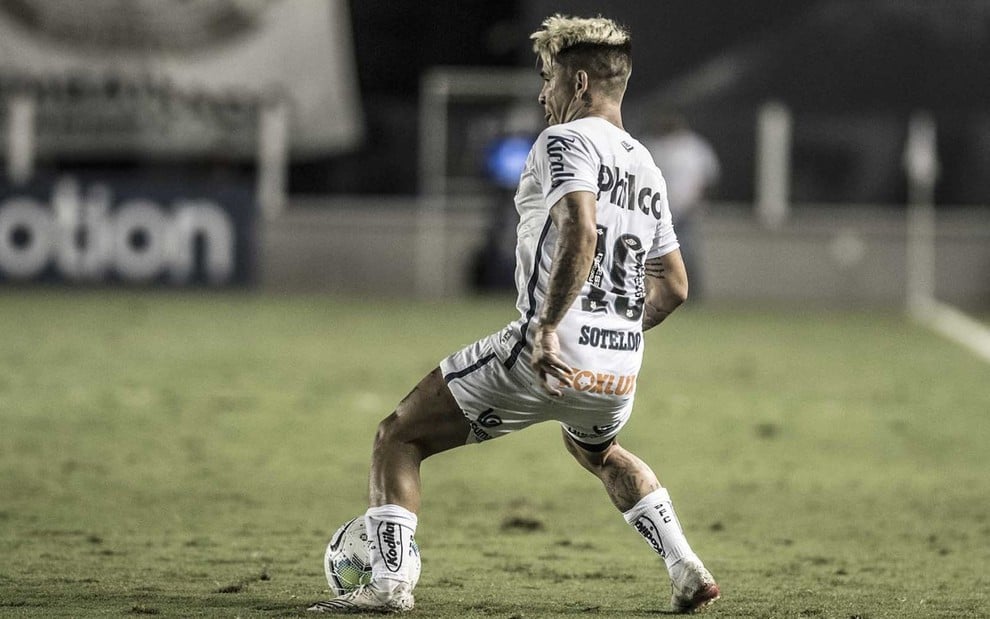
<box><xmin>2</xmin><ymin>6</ymin><xmax>988</xmax><ymax>616</ymax></box>
<box><xmin>0</xmin><ymin>0</ymin><xmax>987</xmax><ymax>317</ymax></box>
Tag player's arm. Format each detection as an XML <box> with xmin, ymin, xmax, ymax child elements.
<box><xmin>532</xmin><ymin>190</ymin><xmax>598</xmax><ymax>395</ymax></box>
<box><xmin>642</xmin><ymin>249</ymin><xmax>688</xmax><ymax>332</ymax></box>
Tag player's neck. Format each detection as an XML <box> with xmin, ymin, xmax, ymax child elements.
<box><xmin>584</xmin><ymin>105</ymin><xmax>623</xmax><ymax>130</ymax></box>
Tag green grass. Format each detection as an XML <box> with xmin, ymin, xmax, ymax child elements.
<box><xmin>1</xmin><ymin>291</ymin><xmax>988</xmax><ymax>618</ymax></box>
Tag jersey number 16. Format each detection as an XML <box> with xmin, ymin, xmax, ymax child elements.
<box><xmin>582</xmin><ymin>225</ymin><xmax>646</xmax><ymax>321</ymax></box>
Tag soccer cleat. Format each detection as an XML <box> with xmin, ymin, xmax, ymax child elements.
<box><xmin>307</xmin><ymin>582</ymin><xmax>415</xmax><ymax>614</ymax></box>
<box><xmin>669</xmin><ymin>558</ymin><xmax>720</xmax><ymax>613</ymax></box>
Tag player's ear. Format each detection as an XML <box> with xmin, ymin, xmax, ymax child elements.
<box><xmin>573</xmin><ymin>70</ymin><xmax>588</xmax><ymax>96</ymax></box>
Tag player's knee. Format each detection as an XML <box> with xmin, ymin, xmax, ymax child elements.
<box><xmin>373</xmin><ymin>412</ymin><xmax>403</xmax><ymax>452</ymax></box>
<box><xmin>373</xmin><ymin>411</ymin><xmax>434</xmax><ymax>459</ymax></box>
<box><xmin>562</xmin><ymin>431</ymin><xmax>610</xmax><ymax>473</ymax></box>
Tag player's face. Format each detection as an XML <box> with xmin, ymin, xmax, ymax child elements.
<box><xmin>538</xmin><ymin>62</ymin><xmax>580</xmax><ymax>126</ymax></box>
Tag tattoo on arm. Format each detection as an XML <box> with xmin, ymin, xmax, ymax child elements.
<box><xmin>641</xmin><ymin>254</ymin><xmax>686</xmax><ymax>332</ymax></box>
<box><xmin>540</xmin><ymin>193</ymin><xmax>597</xmax><ymax>329</ymax></box>
<box><xmin>643</xmin><ymin>258</ymin><xmax>664</xmax><ymax>279</ymax></box>
<box><xmin>642</xmin><ymin>302</ymin><xmax>672</xmax><ymax>332</ymax></box>
<box><xmin>542</xmin><ymin>237</ymin><xmax>588</xmax><ymax>326</ymax></box>
<box><xmin>641</xmin><ymin>257</ymin><xmax>670</xmax><ymax>331</ymax></box>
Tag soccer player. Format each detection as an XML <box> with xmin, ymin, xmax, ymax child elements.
<box><xmin>308</xmin><ymin>14</ymin><xmax>720</xmax><ymax>615</ymax></box>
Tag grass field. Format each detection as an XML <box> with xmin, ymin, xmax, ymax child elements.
<box><xmin>1</xmin><ymin>291</ymin><xmax>988</xmax><ymax>618</ymax></box>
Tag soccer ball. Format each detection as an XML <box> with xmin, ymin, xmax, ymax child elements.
<box><xmin>323</xmin><ymin>516</ymin><xmax>421</xmax><ymax>595</ymax></box>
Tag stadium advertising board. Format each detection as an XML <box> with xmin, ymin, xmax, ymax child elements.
<box><xmin>0</xmin><ymin>0</ymin><xmax>361</xmax><ymax>158</ymax></box>
<box><xmin>0</xmin><ymin>176</ymin><xmax>255</xmax><ymax>286</ymax></box>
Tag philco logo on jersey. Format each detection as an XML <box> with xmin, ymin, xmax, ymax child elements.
<box><xmin>546</xmin><ymin>134</ymin><xmax>577</xmax><ymax>189</ymax></box>
<box><xmin>378</xmin><ymin>522</ymin><xmax>403</xmax><ymax>573</ymax></box>
<box><xmin>561</xmin><ymin>368</ymin><xmax>637</xmax><ymax>396</ymax></box>
<box><xmin>598</xmin><ymin>164</ymin><xmax>666</xmax><ymax>221</ymax></box>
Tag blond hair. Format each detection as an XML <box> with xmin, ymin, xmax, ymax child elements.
<box><xmin>530</xmin><ymin>14</ymin><xmax>632</xmax><ymax>95</ymax></box>
<box><xmin>530</xmin><ymin>14</ymin><xmax>631</xmax><ymax>70</ymax></box>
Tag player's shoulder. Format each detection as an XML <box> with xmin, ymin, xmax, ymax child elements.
<box><xmin>530</xmin><ymin>122</ymin><xmax>601</xmax><ymax>174</ymax></box>
<box><xmin>535</xmin><ymin>119</ymin><xmax>596</xmax><ymax>149</ymax></box>
<box><xmin>536</xmin><ymin>118</ymin><xmax>640</xmax><ymax>164</ymax></box>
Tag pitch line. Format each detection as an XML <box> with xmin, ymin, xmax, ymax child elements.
<box><xmin>912</xmin><ymin>299</ymin><xmax>990</xmax><ymax>363</ymax></box>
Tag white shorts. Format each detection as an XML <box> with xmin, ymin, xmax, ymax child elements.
<box><xmin>439</xmin><ymin>332</ymin><xmax>634</xmax><ymax>447</ymax></box>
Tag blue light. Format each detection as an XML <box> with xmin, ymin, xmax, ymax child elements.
<box><xmin>485</xmin><ymin>135</ymin><xmax>534</xmax><ymax>188</ymax></box>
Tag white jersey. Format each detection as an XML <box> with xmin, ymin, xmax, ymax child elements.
<box><xmin>491</xmin><ymin>116</ymin><xmax>679</xmax><ymax>407</ymax></box>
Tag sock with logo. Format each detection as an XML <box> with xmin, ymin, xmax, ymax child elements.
<box><xmin>622</xmin><ymin>487</ymin><xmax>697</xmax><ymax>572</ymax></box>
<box><xmin>365</xmin><ymin>504</ymin><xmax>418</xmax><ymax>593</ymax></box>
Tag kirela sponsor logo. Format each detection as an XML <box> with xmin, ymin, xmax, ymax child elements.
<box><xmin>377</xmin><ymin>522</ymin><xmax>403</xmax><ymax>573</ymax></box>
<box><xmin>0</xmin><ymin>176</ymin><xmax>234</xmax><ymax>283</ymax></box>
<box><xmin>546</xmin><ymin>133</ymin><xmax>576</xmax><ymax>189</ymax></box>
<box><xmin>635</xmin><ymin>515</ymin><xmax>667</xmax><ymax>558</ymax></box>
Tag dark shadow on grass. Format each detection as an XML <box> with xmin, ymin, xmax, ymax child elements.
<box><xmin>0</xmin><ymin>588</ymin><xmax>316</xmax><ymax>618</ymax></box>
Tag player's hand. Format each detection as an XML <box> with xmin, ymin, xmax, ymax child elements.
<box><xmin>531</xmin><ymin>325</ymin><xmax>572</xmax><ymax>396</ymax></box>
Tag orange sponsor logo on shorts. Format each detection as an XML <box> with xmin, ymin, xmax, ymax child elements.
<box><xmin>564</xmin><ymin>368</ymin><xmax>637</xmax><ymax>396</ymax></box>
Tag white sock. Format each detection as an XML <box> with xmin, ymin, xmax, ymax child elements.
<box><xmin>365</xmin><ymin>504</ymin><xmax>418</xmax><ymax>592</ymax></box>
<box><xmin>623</xmin><ymin>488</ymin><xmax>697</xmax><ymax>572</ymax></box>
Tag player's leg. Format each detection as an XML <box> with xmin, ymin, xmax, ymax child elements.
<box><xmin>309</xmin><ymin>369</ymin><xmax>470</xmax><ymax>614</ymax></box>
<box><xmin>369</xmin><ymin>367</ymin><xmax>470</xmax><ymax>512</ymax></box>
<box><xmin>365</xmin><ymin>367</ymin><xmax>470</xmax><ymax>587</ymax></box>
<box><xmin>562</xmin><ymin>430</ymin><xmax>720</xmax><ymax>613</ymax></box>
<box><xmin>561</xmin><ymin>430</ymin><xmax>659</xmax><ymax>511</ymax></box>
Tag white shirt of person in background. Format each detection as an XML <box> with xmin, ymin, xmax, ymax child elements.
<box><xmin>642</xmin><ymin>122</ymin><xmax>720</xmax><ymax>223</ymax></box>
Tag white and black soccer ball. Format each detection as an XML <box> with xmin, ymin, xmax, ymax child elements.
<box><xmin>323</xmin><ymin>516</ymin><xmax>421</xmax><ymax>595</ymax></box>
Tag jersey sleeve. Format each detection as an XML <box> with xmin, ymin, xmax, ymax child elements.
<box><xmin>534</xmin><ymin>126</ymin><xmax>601</xmax><ymax>208</ymax></box>
<box><xmin>647</xmin><ymin>175</ymin><xmax>680</xmax><ymax>259</ymax></box>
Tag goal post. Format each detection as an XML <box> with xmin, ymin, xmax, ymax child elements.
<box><xmin>903</xmin><ymin>111</ymin><xmax>938</xmax><ymax>318</ymax></box>
<box><xmin>415</xmin><ymin>67</ymin><xmax>539</xmax><ymax>298</ymax></box>
<box><xmin>5</xmin><ymin>93</ymin><xmax>36</xmax><ymax>185</ymax></box>
<box><xmin>903</xmin><ymin>110</ymin><xmax>990</xmax><ymax>362</ymax></box>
